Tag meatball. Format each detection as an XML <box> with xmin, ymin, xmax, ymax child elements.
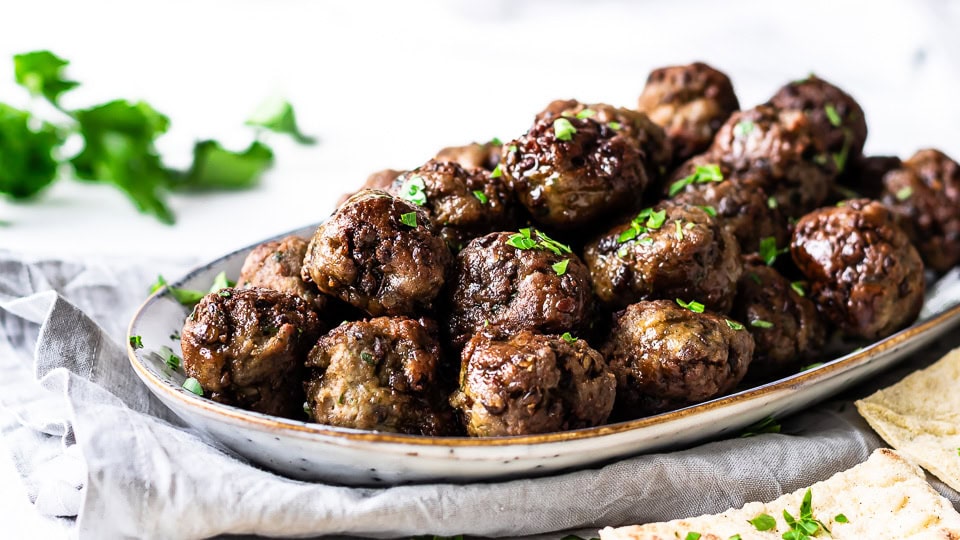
<box><xmin>534</xmin><ymin>99</ymin><xmax>672</xmax><ymax>182</ymax></box>
<box><xmin>602</xmin><ymin>300</ymin><xmax>754</xmax><ymax>418</ymax></box>
<box><xmin>337</xmin><ymin>168</ymin><xmax>404</xmax><ymax>206</ymax></box>
<box><xmin>835</xmin><ymin>155</ymin><xmax>901</xmax><ymax>201</ymax></box>
<box><xmin>301</xmin><ymin>190</ymin><xmax>451</xmax><ymax>317</ymax></box>
<box><xmin>791</xmin><ymin>199</ymin><xmax>925</xmax><ymax>340</ymax></box>
<box><xmin>669</xmin><ymin>161</ymin><xmax>788</xmax><ymax>253</ymax></box>
<box><xmin>435</xmin><ymin>141</ymin><xmax>501</xmax><ymax>171</ymax></box>
<box><xmin>450</xmin><ymin>330</ymin><xmax>616</xmax><ymax>436</ymax></box>
<box><xmin>584</xmin><ymin>201</ymin><xmax>741</xmax><ymax>313</ymax></box>
<box><xmin>181</xmin><ymin>287</ymin><xmax>323</xmax><ymax>417</ymax></box>
<box><xmin>501</xmin><ymin>111</ymin><xmax>649</xmax><ymax>229</ymax></box>
<box><xmin>709</xmin><ymin>104</ymin><xmax>837</xmax><ymax>218</ymax></box>
<box><xmin>445</xmin><ymin>230</ymin><xmax>593</xmax><ymax>349</ymax></box>
<box><xmin>305</xmin><ymin>317</ymin><xmax>456</xmax><ymax>435</ymax></box>
<box><xmin>637</xmin><ymin>62</ymin><xmax>740</xmax><ymax>164</ymax></box>
<box><xmin>768</xmin><ymin>74</ymin><xmax>868</xmax><ymax>171</ymax></box>
<box><xmin>238</xmin><ymin>235</ymin><xmax>326</xmax><ymax>311</ymax></box>
<box><xmin>387</xmin><ymin>159</ymin><xmax>516</xmax><ymax>250</ymax></box>
<box><xmin>732</xmin><ymin>257</ymin><xmax>826</xmax><ymax>378</ymax></box>
<box><xmin>881</xmin><ymin>149</ymin><xmax>960</xmax><ymax>272</ymax></box>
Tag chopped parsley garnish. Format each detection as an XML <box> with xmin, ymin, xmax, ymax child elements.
<box><xmin>675</xmin><ymin>220</ymin><xmax>684</xmax><ymax>240</ymax></box>
<box><xmin>698</xmin><ymin>205</ymin><xmax>717</xmax><ymax>217</ymax></box>
<box><xmin>726</xmin><ymin>319</ymin><xmax>745</xmax><ymax>331</ymax></box>
<box><xmin>182</xmin><ymin>377</ymin><xmax>204</xmax><ymax>396</ymax></box>
<box><xmin>607</xmin><ymin>121</ymin><xmax>621</xmax><ymax>131</ymax></box>
<box><xmin>209</xmin><ymin>271</ymin><xmax>231</xmax><ymax>292</ymax></box>
<box><xmin>161</xmin><ymin>346</ymin><xmax>181</xmax><ymax>371</ymax></box>
<box><xmin>676</xmin><ymin>298</ymin><xmax>705</xmax><ymax>313</ymax></box>
<box><xmin>508</xmin><ymin>144</ymin><xmax>518</xmax><ymax>153</ymax></box>
<box><xmin>303</xmin><ymin>401</ymin><xmax>311</xmax><ymax>415</ymax></box>
<box><xmin>560</xmin><ymin>332</ymin><xmax>578</xmax><ymax>344</ymax></box>
<box><xmin>758</xmin><ymin>236</ymin><xmax>788</xmax><ymax>266</ymax></box>
<box><xmin>781</xmin><ymin>488</ymin><xmax>830</xmax><ymax>540</ymax></box>
<box><xmin>488</xmin><ymin>137</ymin><xmax>502</xmax><ymax>146</ymax></box>
<box><xmin>217</xmin><ymin>290</ymin><xmax>231</xmax><ymax>297</ymax></box>
<box><xmin>151</xmin><ymin>272</ymin><xmax>235</xmax><ymax>306</ymax></box>
<box><xmin>729</xmin><ymin>536</ymin><xmax>742</xmax><ymax>540</ymax></box>
<box><xmin>767</xmin><ymin>196</ymin><xmax>778</xmax><ymax>209</ymax></box>
<box><xmin>360</xmin><ymin>351</ymin><xmax>375</xmax><ymax>365</ymax></box>
<box><xmin>473</xmin><ymin>190</ymin><xmax>488</xmax><ymax>204</ymax></box>
<box><xmin>668</xmin><ymin>164</ymin><xmax>724</xmax><ymax>196</ymax></box>
<box><xmin>506</xmin><ymin>228</ymin><xmax>573</xmax><ymax>255</ymax></box>
<box><xmin>832</xmin><ymin>130</ymin><xmax>853</xmax><ymax>172</ymax></box>
<box><xmin>491</xmin><ymin>164</ymin><xmax>503</xmax><ymax>178</ymax></box>
<box><xmin>801</xmin><ymin>362</ymin><xmax>824</xmax><ymax>371</ymax></box>
<box><xmin>834</xmin><ymin>514</ymin><xmax>849</xmax><ymax>523</ymax></box>
<box><xmin>749</xmin><ymin>273</ymin><xmax>762</xmax><ymax>285</ymax></box>
<box><xmin>751</xmin><ymin>319</ymin><xmax>774</xmax><ymax>329</ymax></box>
<box><xmin>617</xmin><ymin>207</ymin><xmax>666</xmax><ymax>243</ymax></box>
<box><xmin>748</xmin><ymin>513</ymin><xmax>776</xmax><ymax>531</ymax></box>
<box><xmin>400</xmin><ymin>212</ymin><xmax>418</xmax><ymax>227</ymax></box>
<box><xmin>575</xmin><ymin>108</ymin><xmax>596</xmax><ymax>119</ymax></box>
<box><xmin>129</xmin><ymin>335</ymin><xmax>144</xmax><ymax>349</ymax></box>
<box><xmin>895</xmin><ymin>186</ymin><xmax>913</xmax><ymax>201</ymax></box>
<box><xmin>791</xmin><ymin>281</ymin><xmax>806</xmax><ymax>297</ymax></box>
<box><xmin>552</xmin><ymin>259</ymin><xmax>569</xmax><ymax>276</ymax></box>
<box><xmin>733</xmin><ymin>119</ymin><xmax>755</xmax><ymax>138</ymax></box>
<box><xmin>553</xmin><ymin>118</ymin><xmax>577</xmax><ymax>141</ymax></box>
<box><xmin>169</xmin><ymin>331</ymin><xmax>181</xmax><ymax>341</ymax></box>
<box><xmin>685</xmin><ymin>533</ymin><xmax>701</xmax><ymax>540</ymax></box>
<box><xmin>741</xmin><ymin>416</ymin><xmax>781</xmax><ymax>438</ymax></box>
<box><xmin>338</xmin><ymin>392</ymin><xmax>346</xmax><ymax>405</ymax></box>
<box><xmin>824</xmin><ymin>104</ymin><xmax>842</xmax><ymax>127</ymax></box>
<box><xmin>399</xmin><ymin>176</ymin><xmax>428</xmax><ymax>206</ymax></box>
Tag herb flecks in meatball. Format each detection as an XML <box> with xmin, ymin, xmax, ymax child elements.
<box><xmin>602</xmin><ymin>300</ymin><xmax>754</xmax><ymax>418</ymax></box>
<box><xmin>881</xmin><ymin>149</ymin><xmax>960</xmax><ymax>272</ymax></box>
<box><xmin>238</xmin><ymin>235</ymin><xmax>326</xmax><ymax>311</ymax></box>
<box><xmin>301</xmin><ymin>190</ymin><xmax>451</xmax><ymax>317</ymax></box>
<box><xmin>445</xmin><ymin>230</ymin><xmax>593</xmax><ymax>349</ymax></box>
<box><xmin>181</xmin><ymin>287</ymin><xmax>323</xmax><ymax>418</ymax></box>
<box><xmin>584</xmin><ymin>201</ymin><xmax>741</xmax><ymax>313</ymax></box>
<box><xmin>791</xmin><ymin>199</ymin><xmax>925</xmax><ymax>340</ymax></box>
<box><xmin>638</xmin><ymin>62</ymin><xmax>740</xmax><ymax>164</ymax></box>
<box><xmin>305</xmin><ymin>317</ymin><xmax>457</xmax><ymax>435</ymax></box>
<box><xmin>451</xmin><ymin>330</ymin><xmax>615</xmax><ymax>436</ymax></box>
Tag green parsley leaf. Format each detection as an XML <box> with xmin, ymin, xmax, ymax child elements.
<box><xmin>790</xmin><ymin>281</ymin><xmax>806</xmax><ymax>297</ymax></box>
<box><xmin>534</xmin><ymin>230</ymin><xmax>572</xmax><ymax>255</ymax></box>
<box><xmin>182</xmin><ymin>377</ymin><xmax>204</xmax><ymax>396</ymax></box>
<box><xmin>160</xmin><ymin>346</ymin><xmax>181</xmax><ymax>371</ymax></box>
<box><xmin>553</xmin><ymin>118</ymin><xmax>577</xmax><ymax>141</ymax></box>
<box><xmin>685</xmin><ymin>533</ymin><xmax>701</xmax><ymax>540</ymax></box>
<box><xmin>751</xmin><ymin>319</ymin><xmax>774</xmax><ymax>329</ymax></box>
<box><xmin>472</xmin><ymin>190</ymin><xmax>488</xmax><ymax>204</ymax></box>
<box><xmin>767</xmin><ymin>196</ymin><xmax>778</xmax><ymax>209</ymax></box>
<box><xmin>748</xmin><ymin>513</ymin><xmax>777</xmax><ymax>531</ymax></box>
<box><xmin>575</xmin><ymin>108</ymin><xmax>596</xmax><ymax>119</ymax></box>
<box><xmin>170</xmin><ymin>331</ymin><xmax>181</xmax><ymax>341</ymax></box>
<box><xmin>400</xmin><ymin>212</ymin><xmax>418</xmax><ymax>227</ymax></box>
<box><xmin>832</xmin><ymin>130</ymin><xmax>852</xmax><ymax>172</ymax></box>
<box><xmin>560</xmin><ymin>332</ymin><xmax>578</xmax><ymax>344</ymax></box>
<box><xmin>618</xmin><ymin>227</ymin><xmax>639</xmax><ymax>243</ymax></box>
<box><xmin>638</xmin><ymin>237</ymin><xmax>654</xmax><ymax>246</ymax></box>
<box><xmin>729</xmin><ymin>536</ymin><xmax>742</xmax><ymax>540</ymax></box>
<box><xmin>245</xmin><ymin>96</ymin><xmax>316</xmax><ymax>144</ymax></box>
<box><xmin>758</xmin><ymin>236</ymin><xmax>788</xmax><ymax>266</ymax></box>
<box><xmin>507</xmin><ymin>228</ymin><xmax>573</xmax><ymax>255</ymax></box>
<box><xmin>675</xmin><ymin>220</ymin><xmax>684</xmax><ymax>240</ymax></box>
<box><xmin>552</xmin><ymin>259</ymin><xmax>569</xmax><ymax>276</ymax></box>
<box><xmin>173</xmin><ymin>140</ymin><xmax>274</xmax><ymax>192</ymax></box>
<box><xmin>726</xmin><ymin>319</ymin><xmax>745</xmax><ymax>331</ymax></box>
<box><xmin>129</xmin><ymin>335</ymin><xmax>144</xmax><ymax>349</ymax></box>
<box><xmin>895</xmin><ymin>186</ymin><xmax>913</xmax><ymax>201</ymax></box>
<box><xmin>399</xmin><ymin>176</ymin><xmax>427</xmax><ymax>205</ymax></box>
<box><xmin>360</xmin><ymin>351</ymin><xmax>375</xmax><ymax>365</ymax></box>
<box><xmin>0</xmin><ymin>103</ymin><xmax>63</xmax><ymax>199</ymax></box>
<box><xmin>507</xmin><ymin>229</ymin><xmax>538</xmax><ymax>250</ymax></box>
<box><xmin>209</xmin><ymin>271</ymin><xmax>233</xmax><ymax>292</ymax></box>
<box><xmin>303</xmin><ymin>401</ymin><xmax>311</xmax><ymax>415</ymax></box>
<box><xmin>733</xmin><ymin>119</ymin><xmax>755</xmax><ymax>138</ymax></box>
<box><xmin>491</xmin><ymin>164</ymin><xmax>503</xmax><ymax>178</ymax></box>
<box><xmin>698</xmin><ymin>205</ymin><xmax>717</xmax><ymax>217</ymax></box>
<box><xmin>800</xmin><ymin>362</ymin><xmax>824</xmax><ymax>371</ymax></box>
<box><xmin>508</xmin><ymin>144</ymin><xmax>518</xmax><ymax>153</ymax></box>
<box><xmin>824</xmin><ymin>104</ymin><xmax>842</xmax><ymax>127</ymax></box>
<box><xmin>646</xmin><ymin>209</ymin><xmax>667</xmax><ymax>229</ymax></box>
<box><xmin>676</xmin><ymin>298</ymin><xmax>705</xmax><ymax>313</ymax></box>
<box><xmin>488</xmin><ymin>137</ymin><xmax>502</xmax><ymax>146</ymax></box>
<box><xmin>668</xmin><ymin>164</ymin><xmax>724</xmax><ymax>196</ymax></box>
<box><xmin>834</xmin><ymin>514</ymin><xmax>848</xmax><ymax>523</ymax></box>
<box><xmin>607</xmin><ymin>121</ymin><xmax>621</xmax><ymax>131</ymax></box>
<box><xmin>741</xmin><ymin>416</ymin><xmax>781</xmax><ymax>438</ymax></box>
<box><xmin>13</xmin><ymin>50</ymin><xmax>79</xmax><ymax>107</ymax></box>
<box><xmin>217</xmin><ymin>290</ymin><xmax>231</xmax><ymax>298</ymax></box>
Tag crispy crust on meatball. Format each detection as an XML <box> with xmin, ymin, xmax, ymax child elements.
<box><xmin>450</xmin><ymin>330</ymin><xmax>616</xmax><ymax>436</ymax></box>
<box><xmin>238</xmin><ymin>235</ymin><xmax>326</xmax><ymax>311</ymax></box>
<box><xmin>602</xmin><ymin>300</ymin><xmax>754</xmax><ymax>418</ymax></box>
<box><xmin>791</xmin><ymin>199</ymin><xmax>925</xmax><ymax>340</ymax></box>
<box><xmin>181</xmin><ymin>287</ymin><xmax>323</xmax><ymax>418</ymax></box>
<box><xmin>301</xmin><ymin>190</ymin><xmax>451</xmax><ymax>317</ymax></box>
<box><xmin>337</xmin><ymin>169</ymin><xmax>404</xmax><ymax>206</ymax></box>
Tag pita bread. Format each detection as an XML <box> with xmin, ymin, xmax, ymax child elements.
<box><xmin>599</xmin><ymin>449</ymin><xmax>960</xmax><ymax>540</ymax></box>
<box><xmin>855</xmin><ymin>347</ymin><xmax>960</xmax><ymax>493</ymax></box>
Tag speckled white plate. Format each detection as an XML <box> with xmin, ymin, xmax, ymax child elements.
<box><xmin>127</xmin><ymin>223</ymin><xmax>960</xmax><ymax>486</ymax></box>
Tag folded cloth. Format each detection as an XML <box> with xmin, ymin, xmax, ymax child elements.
<box><xmin>1</xmin><ymin>250</ymin><xmax>958</xmax><ymax>539</ymax></box>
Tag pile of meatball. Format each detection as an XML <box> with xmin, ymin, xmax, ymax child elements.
<box><xmin>179</xmin><ymin>62</ymin><xmax>959</xmax><ymax>437</ymax></box>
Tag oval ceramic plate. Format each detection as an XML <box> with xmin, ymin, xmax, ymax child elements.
<box><xmin>128</xmin><ymin>223</ymin><xmax>960</xmax><ymax>486</ymax></box>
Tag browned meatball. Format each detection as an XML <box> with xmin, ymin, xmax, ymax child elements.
<box><xmin>881</xmin><ymin>149</ymin><xmax>960</xmax><ymax>272</ymax></box>
<box><xmin>732</xmin><ymin>257</ymin><xmax>826</xmax><ymax>379</ymax></box>
<box><xmin>834</xmin><ymin>155</ymin><xmax>901</xmax><ymax>201</ymax></box>
<box><xmin>638</xmin><ymin>62</ymin><xmax>740</xmax><ymax>164</ymax></box>
<box><xmin>768</xmin><ymin>75</ymin><xmax>868</xmax><ymax>172</ymax></box>
<box><xmin>435</xmin><ymin>140</ymin><xmax>501</xmax><ymax>171</ymax></box>
<box><xmin>181</xmin><ymin>287</ymin><xmax>323</xmax><ymax>417</ymax></box>
<box><xmin>534</xmin><ymin>99</ymin><xmax>672</xmax><ymax>183</ymax></box>
<box><xmin>669</xmin><ymin>160</ymin><xmax>788</xmax><ymax>253</ymax></box>
<box><xmin>238</xmin><ymin>235</ymin><xmax>326</xmax><ymax>311</ymax></box>
<box><xmin>583</xmin><ymin>201</ymin><xmax>741</xmax><ymax>313</ymax></box>
<box><xmin>501</xmin><ymin>110</ymin><xmax>649</xmax><ymax>229</ymax></box>
<box><xmin>387</xmin><ymin>159</ymin><xmax>516</xmax><ymax>250</ymax></box>
<box><xmin>301</xmin><ymin>190</ymin><xmax>451</xmax><ymax>317</ymax></box>
<box><xmin>305</xmin><ymin>317</ymin><xmax>457</xmax><ymax>435</ymax></box>
<box><xmin>602</xmin><ymin>300</ymin><xmax>754</xmax><ymax>418</ymax></box>
<box><xmin>791</xmin><ymin>199</ymin><xmax>925</xmax><ymax>340</ymax></box>
<box><xmin>337</xmin><ymin>169</ymin><xmax>404</xmax><ymax>206</ymax></box>
<box><xmin>709</xmin><ymin>104</ymin><xmax>837</xmax><ymax>218</ymax></box>
<box><xmin>445</xmin><ymin>230</ymin><xmax>593</xmax><ymax>349</ymax></box>
<box><xmin>450</xmin><ymin>330</ymin><xmax>615</xmax><ymax>436</ymax></box>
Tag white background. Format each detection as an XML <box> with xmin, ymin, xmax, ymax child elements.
<box><xmin>2</xmin><ymin>0</ymin><xmax>960</xmax><ymax>537</ymax></box>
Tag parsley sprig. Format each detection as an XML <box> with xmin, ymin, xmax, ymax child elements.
<box><xmin>506</xmin><ymin>228</ymin><xmax>573</xmax><ymax>255</ymax></box>
<box><xmin>668</xmin><ymin>164</ymin><xmax>724</xmax><ymax>196</ymax></box>
<box><xmin>617</xmin><ymin>207</ymin><xmax>667</xmax><ymax>243</ymax></box>
<box><xmin>151</xmin><ymin>271</ymin><xmax>235</xmax><ymax>306</ymax></box>
<box><xmin>759</xmin><ymin>236</ymin><xmax>789</xmax><ymax>266</ymax></box>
